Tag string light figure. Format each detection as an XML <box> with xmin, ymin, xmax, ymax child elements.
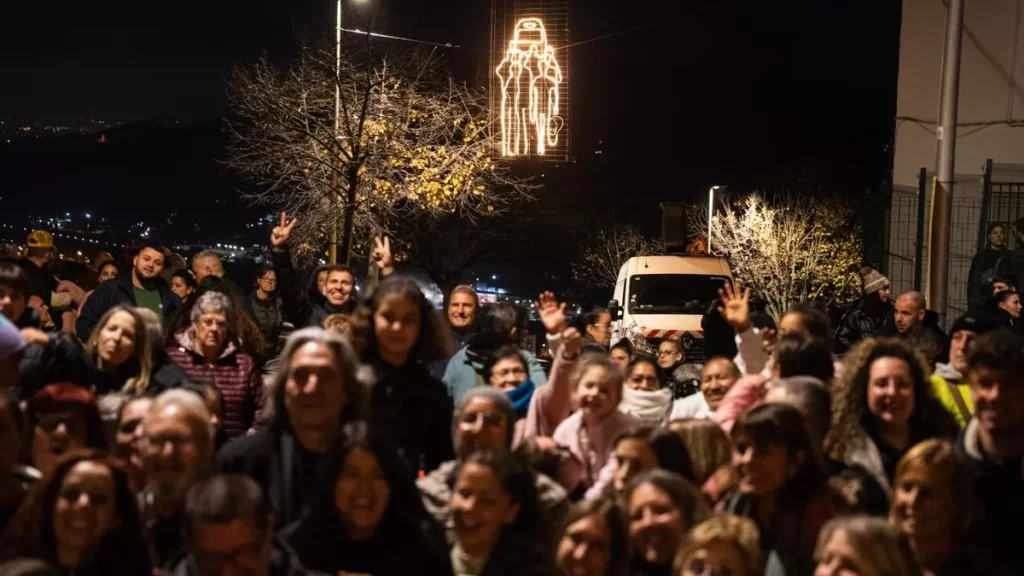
<box><xmin>495</xmin><ymin>18</ymin><xmax>564</xmax><ymax>157</ymax></box>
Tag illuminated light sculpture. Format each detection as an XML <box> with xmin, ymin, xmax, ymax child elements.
<box><xmin>495</xmin><ymin>18</ymin><xmax>564</xmax><ymax>157</ymax></box>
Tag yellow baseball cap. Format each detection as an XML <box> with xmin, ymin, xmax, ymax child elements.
<box><xmin>27</xmin><ymin>230</ymin><xmax>54</xmax><ymax>249</ymax></box>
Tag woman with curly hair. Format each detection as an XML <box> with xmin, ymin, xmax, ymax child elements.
<box><xmin>829</xmin><ymin>338</ymin><xmax>957</xmax><ymax>486</ymax></box>
<box><xmin>0</xmin><ymin>450</ymin><xmax>153</xmax><ymax>575</ymax></box>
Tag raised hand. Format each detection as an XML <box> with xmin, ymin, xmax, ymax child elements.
<box><xmin>372</xmin><ymin>236</ymin><xmax>393</xmax><ymax>270</ymax></box>
<box><xmin>536</xmin><ymin>291</ymin><xmax>567</xmax><ymax>335</ymax></box>
<box><xmin>270</xmin><ymin>211</ymin><xmax>298</xmax><ymax>248</ymax></box>
<box><xmin>560</xmin><ymin>327</ymin><xmax>582</xmax><ymax>358</ymax></box>
<box><xmin>717</xmin><ymin>281</ymin><xmax>752</xmax><ymax>333</ymax></box>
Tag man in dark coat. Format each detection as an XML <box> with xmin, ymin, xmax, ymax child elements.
<box><xmin>76</xmin><ymin>243</ymin><xmax>180</xmax><ymax>340</ymax></box>
<box><xmin>835</xmin><ymin>267</ymin><xmax>893</xmax><ymax>354</ymax></box>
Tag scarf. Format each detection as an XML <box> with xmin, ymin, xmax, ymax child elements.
<box><xmin>619</xmin><ymin>386</ymin><xmax>673</xmax><ymax>428</ymax></box>
<box><xmin>450</xmin><ymin>544</ymin><xmax>488</xmax><ymax>576</ymax></box>
<box><xmin>505</xmin><ymin>379</ymin><xmax>535</xmax><ymax>418</ymax></box>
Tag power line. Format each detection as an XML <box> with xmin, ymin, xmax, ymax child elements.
<box><xmin>558</xmin><ymin>17</ymin><xmax>684</xmax><ymax>51</ymax></box>
<box><xmin>341</xmin><ymin>28</ymin><xmax>461</xmax><ymax>49</ymax></box>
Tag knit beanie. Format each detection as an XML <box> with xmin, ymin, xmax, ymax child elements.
<box><xmin>860</xmin><ymin>268</ymin><xmax>890</xmax><ymax>296</ymax></box>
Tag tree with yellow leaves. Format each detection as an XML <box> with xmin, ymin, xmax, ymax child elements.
<box><xmin>689</xmin><ymin>193</ymin><xmax>862</xmax><ymax>321</ymax></box>
<box><xmin>226</xmin><ymin>35</ymin><xmax>534</xmax><ymax>265</ymax></box>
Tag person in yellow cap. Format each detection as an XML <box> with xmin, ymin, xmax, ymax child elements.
<box><xmin>15</xmin><ymin>231</ymin><xmax>86</xmax><ymax>323</ymax></box>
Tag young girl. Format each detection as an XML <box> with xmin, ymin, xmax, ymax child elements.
<box><xmin>449</xmin><ymin>450</ymin><xmax>548</xmax><ymax>576</ymax></box>
<box><xmin>363</xmin><ymin>275</ymin><xmax>454</xmax><ymax>475</ymax></box>
<box><xmin>556</xmin><ymin>498</ymin><xmax>630</xmax><ymax>576</ymax></box>
<box><xmin>282</xmin><ymin>424</ymin><xmax>451</xmax><ymax>575</ymax></box>
<box><xmin>553</xmin><ymin>354</ymin><xmax>636</xmax><ymax>497</ymax></box>
<box><xmin>723</xmin><ymin>403</ymin><xmax>836</xmax><ymax>576</ymax></box>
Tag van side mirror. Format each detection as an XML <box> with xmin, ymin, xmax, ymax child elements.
<box><xmin>608</xmin><ymin>299</ymin><xmax>622</xmax><ymax>320</ymax></box>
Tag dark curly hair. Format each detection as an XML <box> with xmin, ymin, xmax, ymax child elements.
<box><xmin>0</xmin><ymin>450</ymin><xmax>152</xmax><ymax>574</ymax></box>
<box><xmin>829</xmin><ymin>338</ymin><xmax>956</xmax><ymax>462</ymax></box>
<box><xmin>363</xmin><ymin>275</ymin><xmax>452</xmax><ymax>364</ymax></box>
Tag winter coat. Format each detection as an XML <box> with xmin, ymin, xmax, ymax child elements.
<box><xmin>443</xmin><ymin>343</ymin><xmax>548</xmax><ymax>403</ymax></box>
<box><xmin>251</xmin><ymin>289</ymin><xmax>285</xmax><ymax>358</ymax></box>
<box><xmin>834</xmin><ymin>298</ymin><xmax>894</xmax><ymax>354</ymax></box>
<box><xmin>75</xmin><ymin>273</ymin><xmax>180</xmax><ymax>341</ymax></box>
<box><xmin>968</xmin><ymin>246</ymin><xmax>1011</xmax><ymax>309</ymax></box>
<box><xmin>272</xmin><ymin>247</ymin><xmax>354</xmax><ymax>328</ymax></box>
<box><xmin>165</xmin><ymin>537</ymin><xmax>328</xmax><ymax>576</ymax></box>
<box><xmin>930</xmin><ymin>363</ymin><xmax>974</xmax><ymax>428</ymax></box>
<box><xmin>166</xmin><ymin>329</ymin><xmax>265</xmax><ymax>438</ymax></box>
<box><xmin>215</xmin><ymin>428</ymin><xmax>328</xmax><ymax>529</ymax></box>
<box><xmin>367</xmin><ymin>351</ymin><xmax>455</xmax><ymax>475</ymax></box>
<box><xmin>418</xmin><ymin>459</ymin><xmax>570</xmax><ymax>550</ymax></box>
<box><xmin>553</xmin><ymin>409</ymin><xmax>637</xmax><ymax>498</ymax></box>
<box><xmin>515</xmin><ymin>348</ymin><xmax>577</xmax><ymax>445</ymax></box>
<box><xmin>957</xmin><ymin>418</ymin><xmax>1024</xmax><ymax>576</ymax></box>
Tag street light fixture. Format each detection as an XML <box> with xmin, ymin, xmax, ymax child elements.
<box><xmin>707</xmin><ymin>186</ymin><xmax>722</xmax><ymax>254</ymax></box>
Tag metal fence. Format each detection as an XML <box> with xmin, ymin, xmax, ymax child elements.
<box><xmin>883</xmin><ymin>160</ymin><xmax>1023</xmax><ymax>328</ymax></box>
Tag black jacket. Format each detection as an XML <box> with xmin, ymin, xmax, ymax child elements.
<box><xmin>76</xmin><ymin>273</ymin><xmax>180</xmax><ymax>340</ymax></box>
<box><xmin>215</xmin><ymin>428</ymin><xmax>328</xmax><ymax>529</ymax></box>
<box><xmin>835</xmin><ymin>298</ymin><xmax>893</xmax><ymax>354</ymax></box>
<box><xmin>366</xmin><ymin>351</ymin><xmax>454</xmax><ymax>475</ymax></box>
<box><xmin>166</xmin><ymin>537</ymin><xmax>328</xmax><ymax>576</ymax></box>
<box><xmin>272</xmin><ymin>247</ymin><xmax>353</xmax><ymax>328</ymax></box>
<box><xmin>251</xmin><ymin>289</ymin><xmax>285</xmax><ymax>358</ymax></box>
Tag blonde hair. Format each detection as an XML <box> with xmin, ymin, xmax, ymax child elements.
<box><xmin>890</xmin><ymin>439</ymin><xmax>971</xmax><ymax>537</ymax></box>
<box><xmin>667</xmin><ymin>418</ymin><xmax>732</xmax><ymax>485</ymax></box>
<box><xmin>87</xmin><ymin>305</ymin><xmax>153</xmax><ymax>395</ymax></box>
<box><xmin>675</xmin><ymin>516</ymin><xmax>761</xmax><ymax>576</ymax></box>
<box><xmin>815</xmin><ymin>516</ymin><xmax>922</xmax><ymax>576</ymax></box>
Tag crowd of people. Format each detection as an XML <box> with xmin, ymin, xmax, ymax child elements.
<box><xmin>0</xmin><ymin>216</ymin><xmax>1021</xmax><ymax>576</ymax></box>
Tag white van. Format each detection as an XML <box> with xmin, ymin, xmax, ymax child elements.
<box><xmin>608</xmin><ymin>255</ymin><xmax>732</xmax><ymax>361</ymax></box>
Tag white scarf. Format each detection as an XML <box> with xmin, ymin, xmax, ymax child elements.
<box><xmin>619</xmin><ymin>386</ymin><xmax>673</xmax><ymax>428</ymax></box>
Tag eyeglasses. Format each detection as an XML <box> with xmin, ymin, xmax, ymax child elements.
<box><xmin>492</xmin><ymin>366</ymin><xmax>527</xmax><ymax>379</ymax></box>
<box><xmin>141</xmin><ymin>432</ymin><xmax>197</xmax><ymax>452</ymax></box>
<box><xmin>36</xmin><ymin>414</ymin><xmax>84</xmax><ymax>435</ymax></box>
<box><xmin>118</xmin><ymin>419</ymin><xmax>143</xmax><ymax>436</ymax></box>
<box><xmin>685</xmin><ymin>559</ymin><xmax>735</xmax><ymax>576</ymax></box>
<box><xmin>459</xmin><ymin>411</ymin><xmax>506</xmax><ymax>429</ymax></box>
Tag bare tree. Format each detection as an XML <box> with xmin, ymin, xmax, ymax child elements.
<box><xmin>690</xmin><ymin>193</ymin><xmax>862</xmax><ymax>320</ymax></box>
<box><xmin>225</xmin><ymin>35</ymin><xmax>535</xmax><ymax>265</ymax></box>
<box><xmin>574</xmin><ymin>225</ymin><xmax>664</xmax><ymax>288</ymax></box>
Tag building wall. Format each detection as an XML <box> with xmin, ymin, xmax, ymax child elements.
<box><xmin>893</xmin><ymin>0</ymin><xmax>1024</xmax><ymax>188</ymax></box>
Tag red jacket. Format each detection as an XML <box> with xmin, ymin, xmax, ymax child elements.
<box><xmin>166</xmin><ymin>329</ymin><xmax>266</xmax><ymax>438</ymax></box>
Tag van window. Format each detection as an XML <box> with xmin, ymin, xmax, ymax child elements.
<box><xmin>628</xmin><ymin>274</ymin><xmax>729</xmax><ymax>315</ymax></box>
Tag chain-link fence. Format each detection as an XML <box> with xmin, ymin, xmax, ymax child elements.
<box><xmin>883</xmin><ymin>161</ymin><xmax>1023</xmax><ymax>328</ymax></box>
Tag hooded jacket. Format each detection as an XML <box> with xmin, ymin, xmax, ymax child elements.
<box><xmin>166</xmin><ymin>328</ymin><xmax>265</xmax><ymax>438</ymax></box>
<box><xmin>930</xmin><ymin>362</ymin><xmax>974</xmax><ymax>428</ymax></box>
<box><xmin>271</xmin><ymin>246</ymin><xmax>354</xmax><ymax>328</ymax></box>
<box><xmin>75</xmin><ymin>272</ymin><xmax>180</xmax><ymax>340</ymax></box>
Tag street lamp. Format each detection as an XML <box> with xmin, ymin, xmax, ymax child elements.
<box><xmin>707</xmin><ymin>186</ymin><xmax>721</xmax><ymax>254</ymax></box>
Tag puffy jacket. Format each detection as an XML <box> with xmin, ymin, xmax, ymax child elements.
<box><xmin>166</xmin><ymin>329</ymin><xmax>265</xmax><ymax>438</ymax></box>
<box><xmin>251</xmin><ymin>289</ymin><xmax>285</xmax><ymax>358</ymax></box>
<box><xmin>835</xmin><ymin>298</ymin><xmax>893</xmax><ymax>354</ymax></box>
<box><xmin>76</xmin><ymin>273</ymin><xmax>180</xmax><ymax>340</ymax></box>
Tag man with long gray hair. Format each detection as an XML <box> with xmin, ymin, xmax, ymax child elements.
<box><xmin>216</xmin><ymin>327</ymin><xmax>367</xmax><ymax>528</ymax></box>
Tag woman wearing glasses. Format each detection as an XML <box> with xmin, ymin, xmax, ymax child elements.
<box><xmin>165</xmin><ymin>291</ymin><xmax>265</xmax><ymax>439</ymax></box>
<box><xmin>25</xmin><ymin>383</ymin><xmax>106</xmax><ymax>478</ymax></box>
<box><xmin>251</xmin><ymin>266</ymin><xmax>284</xmax><ymax>362</ymax></box>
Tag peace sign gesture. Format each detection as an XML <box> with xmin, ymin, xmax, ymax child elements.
<box><xmin>718</xmin><ymin>280</ymin><xmax>752</xmax><ymax>333</ymax></box>
<box><xmin>372</xmin><ymin>236</ymin><xmax>394</xmax><ymax>273</ymax></box>
<box><xmin>271</xmin><ymin>211</ymin><xmax>297</xmax><ymax>247</ymax></box>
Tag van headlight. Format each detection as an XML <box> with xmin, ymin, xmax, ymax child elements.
<box><xmin>627</xmin><ymin>322</ymin><xmax>655</xmax><ymax>356</ymax></box>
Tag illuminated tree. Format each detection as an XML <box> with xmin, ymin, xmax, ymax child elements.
<box><xmin>226</xmin><ymin>36</ymin><xmax>534</xmax><ymax>265</ymax></box>
<box><xmin>691</xmin><ymin>193</ymin><xmax>862</xmax><ymax>320</ymax></box>
<box><xmin>574</xmin><ymin>225</ymin><xmax>664</xmax><ymax>288</ymax></box>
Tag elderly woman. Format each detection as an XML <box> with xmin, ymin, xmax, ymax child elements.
<box><xmin>166</xmin><ymin>291</ymin><xmax>265</xmax><ymax>438</ymax></box>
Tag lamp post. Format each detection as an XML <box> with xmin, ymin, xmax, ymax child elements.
<box><xmin>329</xmin><ymin>0</ymin><xmax>367</xmax><ymax>264</ymax></box>
<box><xmin>708</xmin><ymin>186</ymin><xmax>721</xmax><ymax>254</ymax></box>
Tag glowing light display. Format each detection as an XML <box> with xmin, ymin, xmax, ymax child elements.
<box><xmin>495</xmin><ymin>18</ymin><xmax>564</xmax><ymax>157</ymax></box>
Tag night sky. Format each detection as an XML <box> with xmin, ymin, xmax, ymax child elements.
<box><xmin>0</xmin><ymin>0</ymin><xmax>903</xmax><ymax>290</ymax></box>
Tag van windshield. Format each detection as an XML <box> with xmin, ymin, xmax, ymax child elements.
<box><xmin>628</xmin><ymin>274</ymin><xmax>730</xmax><ymax>315</ymax></box>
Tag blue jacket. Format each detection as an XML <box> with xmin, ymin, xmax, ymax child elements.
<box><xmin>442</xmin><ymin>344</ymin><xmax>548</xmax><ymax>403</ymax></box>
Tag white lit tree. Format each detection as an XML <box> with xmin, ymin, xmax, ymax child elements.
<box><xmin>691</xmin><ymin>193</ymin><xmax>862</xmax><ymax>320</ymax></box>
<box><xmin>574</xmin><ymin>225</ymin><xmax>664</xmax><ymax>288</ymax></box>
